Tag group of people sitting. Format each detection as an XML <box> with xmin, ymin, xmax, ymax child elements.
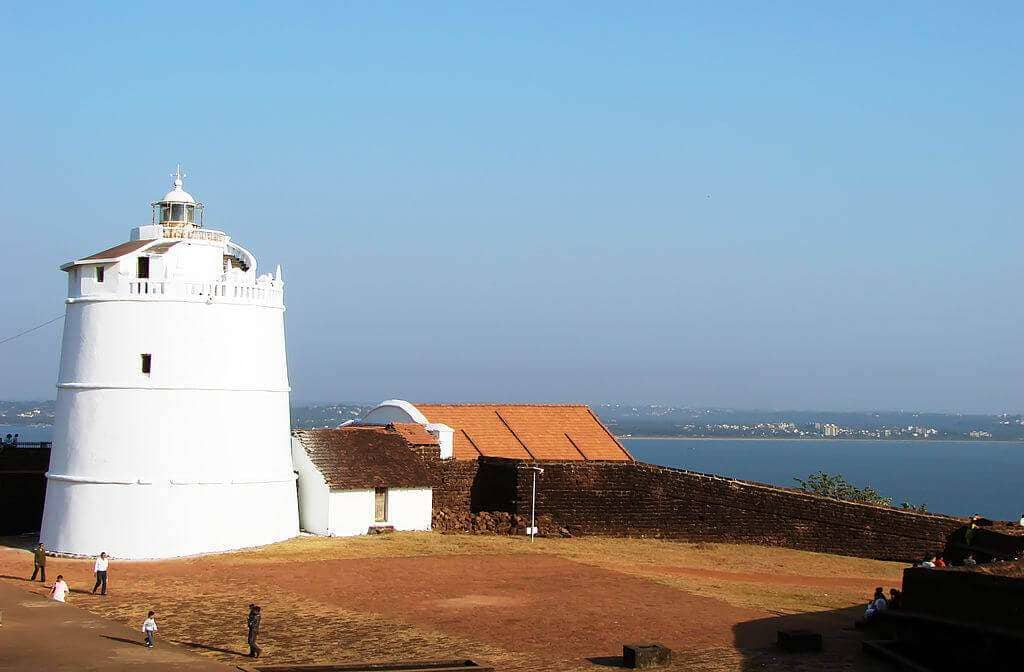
<box><xmin>2</xmin><ymin>433</ymin><xmax>20</xmax><ymax>447</ymax></box>
<box><xmin>917</xmin><ymin>554</ymin><xmax>947</xmax><ymax>568</ymax></box>
<box><xmin>864</xmin><ymin>586</ymin><xmax>901</xmax><ymax>621</ymax></box>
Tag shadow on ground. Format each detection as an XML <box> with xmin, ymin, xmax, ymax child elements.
<box><xmin>732</xmin><ymin>605</ymin><xmax>889</xmax><ymax>672</ymax></box>
<box><xmin>172</xmin><ymin>640</ymin><xmax>249</xmax><ymax>657</ymax></box>
<box><xmin>100</xmin><ymin>635</ymin><xmax>148</xmax><ymax>648</ymax></box>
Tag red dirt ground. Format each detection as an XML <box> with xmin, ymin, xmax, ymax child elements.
<box><xmin>649</xmin><ymin>564</ymin><xmax>893</xmax><ymax>592</ymax></box>
<box><xmin>251</xmin><ymin>555</ymin><xmax>778</xmax><ymax>654</ymax></box>
<box><xmin>0</xmin><ymin>538</ymin><xmax>894</xmax><ymax>671</ymax></box>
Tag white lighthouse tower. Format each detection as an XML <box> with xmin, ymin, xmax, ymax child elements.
<box><xmin>40</xmin><ymin>168</ymin><xmax>299</xmax><ymax>559</ymax></box>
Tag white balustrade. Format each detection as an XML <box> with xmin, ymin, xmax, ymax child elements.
<box><xmin>89</xmin><ymin>278</ymin><xmax>281</xmax><ymax>307</ymax></box>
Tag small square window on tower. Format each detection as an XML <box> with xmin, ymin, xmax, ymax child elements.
<box><xmin>141</xmin><ymin>353</ymin><xmax>152</xmax><ymax>375</ymax></box>
<box><xmin>137</xmin><ymin>257</ymin><xmax>150</xmax><ymax>279</ymax></box>
<box><xmin>95</xmin><ymin>266</ymin><xmax>104</xmax><ymax>282</ymax></box>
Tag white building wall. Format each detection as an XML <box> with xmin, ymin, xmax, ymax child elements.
<box><xmin>387</xmin><ymin>487</ymin><xmax>433</xmax><ymax>532</ymax></box>
<box><xmin>291</xmin><ymin>437</ymin><xmax>330</xmax><ymax>535</ymax></box>
<box><xmin>321</xmin><ymin>487</ymin><xmax>433</xmax><ymax>537</ymax></box>
<box><xmin>328</xmin><ymin>490</ymin><xmax>376</xmax><ymax>537</ymax></box>
<box><xmin>41</xmin><ymin>223</ymin><xmax>298</xmax><ymax>559</ymax></box>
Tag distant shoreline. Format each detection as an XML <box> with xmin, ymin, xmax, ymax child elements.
<box><xmin>617</xmin><ymin>435</ymin><xmax>1024</xmax><ymax>444</ymax></box>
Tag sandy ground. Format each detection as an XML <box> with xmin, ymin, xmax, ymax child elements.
<box><xmin>0</xmin><ymin>533</ymin><xmax>903</xmax><ymax>671</ymax></box>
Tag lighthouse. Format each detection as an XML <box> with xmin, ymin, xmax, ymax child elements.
<box><xmin>40</xmin><ymin>169</ymin><xmax>299</xmax><ymax>558</ymax></box>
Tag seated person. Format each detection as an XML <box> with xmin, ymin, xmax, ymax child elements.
<box><xmin>934</xmin><ymin>555</ymin><xmax>947</xmax><ymax>568</ymax></box>
<box><xmin>864</xmin><ymin>587</ymin><xmax>888</xmax><ymax>620</ymax></box>
<box><xmin>963</xmin><ymin>554</ymin><xmax>977</xmax><ymax>566</ymax></box>
<box><xmin>888</xmin><ymin>588</ymin><xmax>902</xmax><ymax>609</ymax></box>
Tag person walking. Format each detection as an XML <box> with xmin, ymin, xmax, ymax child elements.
<box><xmin>50</xmin><ymin>575</ymin><xmax>70</xmax><ymax>603</ymax></box>
<box><xmin>246</xmin><ymin>604</ymin><xmax>262</xmax><ymax>658</ymax></box>
<box><xmin>142</xmin><ymin>611</ymin><xmax>158</xmax><ymax>648</ymax></box>
<box><xmin>92</xmin><ymin>552</ymin><xmax>109</xmax><ymax>595</ymax></box>
<box><xmin>30</xmin><ymin>542</ymin><xmax>46</xmax><ymax>582</ymax></box>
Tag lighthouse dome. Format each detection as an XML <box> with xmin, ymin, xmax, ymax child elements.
<box><xmin>161</xmin><ymin>166</ymin><xmax>195</xmax><ymax>203</ymax></box>
<box><xmin>152</xmin><ymin>166</ymin><xmax>204</xmax><ymax>226</ymax></box>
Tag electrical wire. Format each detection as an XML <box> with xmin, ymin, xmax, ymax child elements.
<box><xmin>0</xmin><ymin>314</ymin><xmax>65</xmax><ymax>346</ymax></box>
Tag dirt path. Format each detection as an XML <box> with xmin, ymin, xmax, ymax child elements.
<box><xmin>0</xmin><ymin>581</ymin><xmax>232</xmax><ymax>671</ymax></box>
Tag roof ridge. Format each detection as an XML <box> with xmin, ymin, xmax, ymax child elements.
<box><xmin>414</xmin><ymin>403</ymin><xmax>591</xmax><ymax>408</ymax></box>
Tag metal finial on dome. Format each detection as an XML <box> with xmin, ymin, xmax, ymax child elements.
<box><xmin>159</xmin><ymin>165</ymin><xmax>196</xmax><ymax>204</ymax></box>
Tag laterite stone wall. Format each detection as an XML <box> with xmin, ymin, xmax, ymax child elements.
<box><xmin>510</xmin><ymin>460</ymin><xmax>962</xmax><ymax>561</ymax></box>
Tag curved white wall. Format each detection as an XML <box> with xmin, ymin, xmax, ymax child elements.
<box><xmin>360</xmin><ymin>400</ymin><xmax>426</xmax><ymax>425</ymax></box>
<box><xmin>360</xmin><ymin>401</ymin><xmax>453</xmax><ymax>459</ymax></box>
<box><xmin>41</xmin><ymin>237</ymin><xmax>298</xmax><ymax>559</ymax></box>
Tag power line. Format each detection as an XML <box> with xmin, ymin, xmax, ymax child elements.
<box><xmin>0</xmin><ymin>314</ymin><xmax>65</xmax><ymax>346</ymax></box>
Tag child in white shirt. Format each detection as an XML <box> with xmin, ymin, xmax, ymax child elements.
<box><xmin>142</xmin><ymin>611</ymin><xmax>158</xmax><ymax>648</ymax></box>
<box><xmin>50</xmin><ymin>575</ymin><xmax>70</xmax><ymax>603</ymax></box>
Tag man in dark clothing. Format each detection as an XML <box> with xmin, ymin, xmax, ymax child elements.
<box><xmin>30</xmin><ymin>543</ymin><xmax>46</xmax><ymax>582</ymax></box>
<box><xmin>247</xmin><ymin>604</ymin><xmax>262</xmax><ymax>658</ymax></box>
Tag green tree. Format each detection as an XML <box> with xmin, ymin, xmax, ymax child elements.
<box><xmin>794</xmin><ymin>471</ymin><xmax>892</xmax><ymax>507</ymax></box>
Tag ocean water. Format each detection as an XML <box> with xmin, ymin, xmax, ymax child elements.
<box><xmin>623</xmin><ymin>438</ymin><xmax>1024</xmax><ymax>521</ymax></box>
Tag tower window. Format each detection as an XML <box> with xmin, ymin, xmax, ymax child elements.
<box><xmin>374</xmin><ymin>487</ymin><xmax>388</xmax><ymax>523</ymax></box>
<box><xmin>141</xmin><ymin>354</ymin><xmax>152</xmax><ymax>374</ymax></box>
<box><xmin>137</xmin><ymin>257</ymin><xmax>150</xmax><ymax>279</ymax></box>
<box><xmin>95</xmin><ymin>266</ymin><xmax>105</xmax><ymax>283</ymax></box>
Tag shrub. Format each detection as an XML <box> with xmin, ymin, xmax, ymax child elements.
<box><xmin>794</xmin><ymin>471</ymin><xmax>892</xmax><ymax>506</ymax></box>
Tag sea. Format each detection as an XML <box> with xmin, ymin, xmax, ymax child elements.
<box><xmin>622</xmin><ymin>438</ymin><xmax>1023</xmax><ymax>521</ymax></box>
<box><xmin>7</xmin><ymin>424</ymin><xmax>1019</xmax><ymax>521</ymax></box>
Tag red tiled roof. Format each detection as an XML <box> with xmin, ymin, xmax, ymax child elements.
<box><xmin>391</xmin><ymin>423</ymin><xmax>438</xmax><ymax>446</ymax></box>
<box><xmin>80</xmin><ymin>240</ymin><xmax>151</xmax><ymax>261</ymax></box>
<box><xmin>292</xmin><ymin>426</ymin><xmax>431</xmax><ymax>490</ymax></box>
<box><xmin>413</xmin><ymin>404</ymin><xmax>632</xmax><ymax>462</ymax></box>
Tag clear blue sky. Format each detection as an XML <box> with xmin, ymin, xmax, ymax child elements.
<box><xmin>1</xmin><ymin>2</ymin><xmax>1021</xmax><ymax>412</ymax></box>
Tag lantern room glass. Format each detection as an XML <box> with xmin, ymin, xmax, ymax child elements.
<box><xmin>153</xmin><ymin>202</ymin><xmax>203</xmax><ymax>226</ymax></box>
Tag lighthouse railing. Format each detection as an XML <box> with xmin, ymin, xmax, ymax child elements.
<box><xmin>108</xmin><ymin>278</ymin><xmax>282</xmax><ymax>306</ymax></box>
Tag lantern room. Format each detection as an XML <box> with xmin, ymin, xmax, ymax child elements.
<box><xmin>151</xmin><ymin>165</ymin><xmax>204</xmax><ymax>227</ymax></box>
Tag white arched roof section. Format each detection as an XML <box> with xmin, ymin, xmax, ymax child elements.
<box><xmin>360</xmin><ymin>399</ymin><xmax>430</xmax><ymax>426</ymax></box>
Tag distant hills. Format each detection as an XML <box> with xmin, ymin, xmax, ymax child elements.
<box><xmin>3</xmin><ymin>400</ymin><xmax>1022</xmax><ymax>441</ymax></box>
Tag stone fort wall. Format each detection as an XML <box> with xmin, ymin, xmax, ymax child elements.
<box><xmin>430</xmin><ymin>457</ymin><xmax>962</xmax><ymax>562</ymax></box>
<box><xmin>0</xmin><ymin>447</ymin><xmax>49</xmax><ymax>535</ymax></box>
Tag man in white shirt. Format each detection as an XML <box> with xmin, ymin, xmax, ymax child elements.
<box><xmin>92</xmin><ymin>552</ymin><xmax>109</xmax><ymax>595</ymax></box>
<box><xmin>50</xmin><ymin>575</ymin><xmax>70</xmax><ymax>603</ymax></box>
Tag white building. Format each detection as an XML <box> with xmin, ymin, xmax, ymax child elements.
<box><xmin>40</xmin><ymin>169</ymin><xmax>299</xmax><ymax>559</ymax></box>
<box><xmin>291</xmin><ymin>426</ymin><xmax>434</xmax><ymax>536</ymax></box>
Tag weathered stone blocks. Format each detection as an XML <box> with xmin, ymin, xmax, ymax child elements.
<box><xmin>623</xmin><ymin>643</ymin><xmax>672</xmax><ymax>668</ymax></box>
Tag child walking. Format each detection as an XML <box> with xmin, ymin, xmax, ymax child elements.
<box><xmin>142</xmin><ymin>611</ymin><xmax>158</xmax><ymax>648</ymax></box>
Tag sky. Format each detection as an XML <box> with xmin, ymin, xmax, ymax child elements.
<box><xmin>0</xmin><ymin>2</ymin><xmax>1021</xmax><ymax>413</ymax></box>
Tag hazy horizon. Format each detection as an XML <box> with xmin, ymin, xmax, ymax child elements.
<box><xmin>0</xmin><ymin>397</ymin><xmax>1018</xmax><ymax>419</ymax></box>
<box><xmin>1</xmin><ymin>4</ymin><xmax>1021</xmax><ymax>414</ymax></box>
